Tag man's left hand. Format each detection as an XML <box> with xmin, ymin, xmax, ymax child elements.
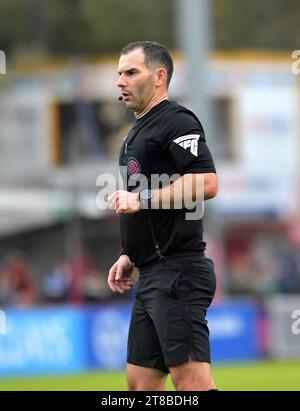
<box><xmin>107</xmin><ymin>190</ymin><xmax>140</xmax><ymax>214</ymax></box>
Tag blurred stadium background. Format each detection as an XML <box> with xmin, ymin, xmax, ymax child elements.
<box><xmin>0</xmin><ymin>0</ymin><xmax>300</xmax><ymax>390</ymax></box>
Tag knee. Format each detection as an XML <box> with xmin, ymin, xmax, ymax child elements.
<box><xmin>127</xmin><ymin>378</ymin><xmax>138</xmax><ymax>391</ymax></box>
<box><xmin>174</xmin><ymin>381</ymin><xmax>188</xmax><ymax>391</ymax></box>
<box><xmin>127</xmin><ymin>374</ymin><xmax>165</xmax><ymax>391</ymax></box>
<box><xmin>172</xmin><ymin>375</ymin><xmax>190</xmax><ymax>391</ymax></box>
<box><xmin>127</xmin><ymin>373</ymin><xmax>140</xmax><ymax>391</ymax></box>
<box><xmin>126</xmin><ymin>364</ymin><xmax>167</xmax><ymax>391</ymax></box>
<box><xmin>171</xmin><ymin>370</ymin><xmax>216</xmax><ymax>391</ymax></box>
<box><xmin>170</xmin><ymin>361</ymin><xmax>216</xmax><ymax>391</ymax></box>
<box><xmin>173</xmin><ymin>377</ymin><xmax>215</xmax><ymax>391</ymax></box>
<box><xmin>171</xmin><ymin>372</ymin><xmax>185</xmax><ymax>391</ymax></box>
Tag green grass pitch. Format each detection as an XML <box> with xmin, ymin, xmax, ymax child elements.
<box><xmin>0</xmin><ymin>360</ymin><xmax>299</xmax><ymax>391</ymax></box>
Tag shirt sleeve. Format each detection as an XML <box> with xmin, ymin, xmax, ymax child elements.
<box><xmin>159</xmin><ymin>108</ymin><xmax>216</xmax><ymax>175</ymax></box>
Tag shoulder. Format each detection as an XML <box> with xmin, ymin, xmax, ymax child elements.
<box><xmin>160</xmin><ymin>101</ymin><xmax>204</xmax><ymax>131</ymax></box>
<box><xmin>157</xmin><ymin>101</ymin><xmax>205</xmax><ymax>143</ymax></box>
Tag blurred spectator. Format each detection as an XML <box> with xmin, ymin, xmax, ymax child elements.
<box><xmin>81</xmin><ymin>268</ymin><xmax>110</xmax><ymax>302</ymax></box>
<box><xmin>40</xmin><ymin>261</ymin><xmax>70</xmax><ymax>304</ymax></box>
<box><xmin>0</xmin><ymin>249</ymin><xmax>36</xmax><ymax>307</ymax></box>
<box><xmin>227</xmin><ymin>253</ymin><xmax>256</xmax><ymax>295</ymax></box>
<box><xmin>0</xmin><ymin>270</ymin><xmax>15</xmax><ymax>305</ymax></box>
<box><xmin>226</xmin><ymin>233</ymin><xmax>300</xmax><ymax>297</ymax></box>
<box><xmin>275</xmin><ymin>248</ymin><xmax>300</xmax><ymax>293</ymax></box>
<box><xmin>67</xmin><ymin>249</ymin><xmax>95</xmax><ymax>304</ymax></box>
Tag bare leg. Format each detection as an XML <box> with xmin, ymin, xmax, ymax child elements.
<box><xmin>126</xmin><ymin>363</ymin><xmax>168</xmax><ymax>391</ymax></box>
<box><xmin>170</xmin><ymin>360</ymin><xmax>216</xmax><ymax>391</ymax></box>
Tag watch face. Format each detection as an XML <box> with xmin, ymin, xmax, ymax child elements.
<box><xmin>141</xmin><ymin>189</ymin><xmax>153</xmax><ymax>200</ymax></box>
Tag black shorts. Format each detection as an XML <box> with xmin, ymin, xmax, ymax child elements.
<box><xmin>127</xmin><ymin>252</ymin><xmax>216</xmax><ymax>373</ymax></box>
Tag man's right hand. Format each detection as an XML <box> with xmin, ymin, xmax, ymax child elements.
<box><xmin>108</xmin><ymin>254</ymin><xmax>135</xmax><ymax>293</ymax></box>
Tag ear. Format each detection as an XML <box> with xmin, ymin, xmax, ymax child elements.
<box><xmin>155</xmin><ymin>67</ymin><xmax>167</xmax><ymax>87</ymax></box>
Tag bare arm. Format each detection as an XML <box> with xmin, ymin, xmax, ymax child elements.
<box><xmin>107</xmin><ymin>173</ymin><xmax>217</xmax><ymax>213</ymax></box>
<box><xmin>152</xmin><ymin>172</ymin><xmax>218</xmax><ymax>209</ymax></box>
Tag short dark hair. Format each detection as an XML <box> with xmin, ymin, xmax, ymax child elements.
<box><xmin>121</xmin><ymin>41</ymin><xmax>174</xmax><ymax>87</ymax></box>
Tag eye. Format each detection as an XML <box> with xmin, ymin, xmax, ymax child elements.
<box><xmin>127</xmin><ymin>70</ymin><xmax>137</xmax><ymax>76</ymax></box>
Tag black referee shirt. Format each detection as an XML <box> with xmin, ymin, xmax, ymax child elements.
<box><xmin>119</xmin><ymin>100</ymin><xmax>216</xmax><ymax>268</ymax></box>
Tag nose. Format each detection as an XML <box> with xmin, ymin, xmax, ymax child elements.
<box><xmin>116</xmin><ymin>74</ymin><xmax>126</xmax><ymax>88</ymax></box>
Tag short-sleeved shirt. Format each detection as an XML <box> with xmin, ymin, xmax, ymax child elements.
<box><xmin>119</xmin><ymin>100</ymin><xmax>216</xmax><ymax>268</ymax></box>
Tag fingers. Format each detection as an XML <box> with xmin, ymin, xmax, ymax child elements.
<box><xmin>110</xmin><ymin>278</ymin><xmax>134</xmax><ymax>294</ymax></box>
<box><xmin>115</xmin><ymin>267</ymin><xmax>122</xmax><ymax>281</ymax></box>
<box><xmin>108</xmin><ymin>263</ymin><xmax>134</xmax><ymax>294</ymax></box>
<box><xmin>107</xmin><ymin>191</ymin><xmax>139</xmax><ymax>214</ymax></box>
<box><xmin>107</xmin><ymin>191</ymin><xmax>123</xmax><ymax>214</ymax></box>
<box><xmin>107</xmin><ymin>192</ymin><xmax>117</xmax><ymax>209</ymax></box>
<box><xmin>108</xmin><ymin>265</ymin><xmax>118</xmax><ymax>292</ymax></box>
<box><xmin>115</xmin><ymin>279</ymin><xmax>134</xmax><ymax>293</ymax></box>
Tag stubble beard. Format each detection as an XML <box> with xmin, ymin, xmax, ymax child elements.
<box><xmin>130</xmin><ymin>82</ymin><xmax>153</xmax><ymax>115</ymax></box>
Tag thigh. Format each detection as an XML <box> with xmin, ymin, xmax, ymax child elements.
<box><xmin>151</xmin><ymin>270</ymin><xmax>190</xmax><ymax>367</ymax></box>
<box><xmin>151</xmin><ymin>256</ymin><xmax>216</xmax><ymax>368</ymax></box>
<box><xmin>127</xmin><ymin>297</ymin><xmax>169</xmax><ymax>373</ymax></box>
<box><xmin>183</xmin><ymin>256</ymin><xmax>216</xmax><ymax>363</ymax></box>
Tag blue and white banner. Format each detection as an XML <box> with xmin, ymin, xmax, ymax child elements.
<box><xmin>85</xmin><ymin>303</ymin><xmax>131</xmax><ymax>369</ymax></box>
<box><xmin>0</xmin><ymin>307</ymin><xmax>86</xmax><ymax>376</ymax></box>
<box><xmin>208</xmin><ymin>300</ymin><xmax>261</xmax><ymax>362</ymax></box>
<box><xmin>0</xmin><ymin>300</ymin><xmax>261</xmax><ymax>377</ymax></box>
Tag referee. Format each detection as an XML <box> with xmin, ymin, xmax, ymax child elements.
<box><xmin>108</xmin><ymin>41</ymin><xmax>218</xmax><ymax>391</ymax></box>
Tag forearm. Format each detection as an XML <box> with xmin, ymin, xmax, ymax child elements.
<box><xmin>152</xmin><ymin>173</ymin><xmax>217</xmax><ymax>209</ymax></box>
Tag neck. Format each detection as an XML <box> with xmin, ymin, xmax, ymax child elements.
<box><xmin>135</xmin><ymin>92</ymin><xmax>168</xmax><ymax>119</ymax></box>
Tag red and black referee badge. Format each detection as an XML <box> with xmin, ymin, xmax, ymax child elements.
<box><xmin>127</xmin><ymin>156</ymin><xmax>141</xmax><ymax>179</ymax></box>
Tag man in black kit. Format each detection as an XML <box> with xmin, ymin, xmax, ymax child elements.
<box><xmin>107</xmin><ymin>41</ymin><xmax>218</xmax><ymax>391</ymax></box>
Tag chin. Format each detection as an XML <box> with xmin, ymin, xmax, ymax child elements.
<box><xmin>127</xmin><ymin>103</ymin><xmax>138</xmax><ymax>111</ymax></box>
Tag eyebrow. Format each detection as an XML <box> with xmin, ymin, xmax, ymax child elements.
<box><xmin>117</xmin><ymin>67</ymin><xmax>139</xmax><ymax>75</ymax></box>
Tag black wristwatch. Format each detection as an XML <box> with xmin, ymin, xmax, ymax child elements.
<box><xmin>139</xmin><ymin>189</ymin><xmax>154</xmax><ymax>209</ymax></box>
